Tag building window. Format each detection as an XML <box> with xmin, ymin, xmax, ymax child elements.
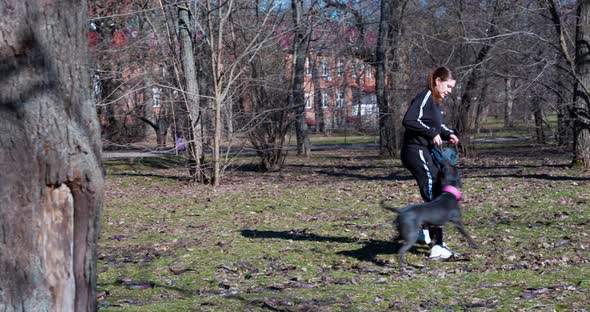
<box><xmin>321</xmin><ymin>92</ymin><xmax>328</xmax><ymax>108</ymax></box>
<box><xmin>336</xmin><ymin>92</ymin><xmax>344</xmax><ymax>108</ymax></box>
<box><xmin>352</xmin><ymin>64</ymin><xmax>357</xmax><ymax>78</ymax></box>
<box><xmin>305</xmin><ymin>58</ymin><xmax>312</xmax><ymax>76</ymax></box>
<box><xmin>366</xmin><ymin>65</ymin><xmax>372</xmax><ymax>78</ymax></box>
<box><xmin>152</xmin><ymin>87</ymin><xmax>161</xmax><ymax>108</ymax></box>
<box><xmin>338</xmin><ymin>61</ymin><xmax>344</xmax><ymax>77</ymax></box>
<box><xmin>93</xmin><ymin>72</ymin><xmax>101</xmax><ymax>100</ymax></box>
<box><xmin>305</xmin><ymin>92</ymin><xmax>312</xmax><ymax>109</ymax></box>
<box><xmin>358</xmin><ymin>64</ymin><xmax>365</xmax><ymax>77</ymax></box>
<box><xmin>321</xmin><ymin>61</ymin><xmax>328</xmax><ymax>77</ymax></box>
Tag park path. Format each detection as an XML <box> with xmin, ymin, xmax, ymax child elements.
<box><xmin>102</xmin><ymin>136</ymin><xmax>530</xmax><ymax>159</ymax></box>
<box><xmin>102</xmin><ymin>143</ymin><xmax>380</xmax><ymax>159</ymax></box>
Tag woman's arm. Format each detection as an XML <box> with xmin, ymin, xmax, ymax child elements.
<box><xmin>402</xmin><ymin>91</ymin><xmax>438</xmax><ymax>138</ymax></box>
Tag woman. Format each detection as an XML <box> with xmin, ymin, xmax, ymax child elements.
<box><xmin>400</xmin><ymin>66</ymin><xmax>459</xmax><ymax>259</ymax></box>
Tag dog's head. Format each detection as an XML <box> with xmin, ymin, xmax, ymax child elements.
<box><xmin>440</xmin><ymin>159</ymin><xmax>461</xmax><ymax>188</ymax></box>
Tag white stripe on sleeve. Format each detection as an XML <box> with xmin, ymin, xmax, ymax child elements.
<box><xmin>441</xmin><ymin>124</ymin><xmax>454</xmax><ymax>133</ymax></box>
<box><xmin>418</xmin><ymin>91</ymin><xmax>431</xmax><ymax>130</ymax></box>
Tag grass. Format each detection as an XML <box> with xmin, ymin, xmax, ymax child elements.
<box><xmin>471</xmin><ymin>114</ymin><xmax>559</xmax><ymax>141</ymax></box>
<box><xmin>97</xmin><ymin>140</ymin><xmax>589</xmax><ymax>311</ymax></box>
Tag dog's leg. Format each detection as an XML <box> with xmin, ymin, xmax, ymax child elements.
<box><xmin>397</xmin><ymin>242</ymin><xmax>413</xmax><ymax>270</ymax></box>
<box><xmin>397</xmin><ymin>230</ymin><xmax>419</xmax><ymax>269</ymax></box>
<box><xmin>452</xmin><ymin>221</ymin><xmax>480</xmax><ymax>249</ymax></box>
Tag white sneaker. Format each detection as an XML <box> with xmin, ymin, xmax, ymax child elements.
<box><xmin>429</xmin><ymin>244</ymin><xmax>454</xmax><ymax>259</ymax></box>
<box><xmin>417</xmin><ymin>229</ymin><xmax>431</xmax><ymax>245</ymax></box>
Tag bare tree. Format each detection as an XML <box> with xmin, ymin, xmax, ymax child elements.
<box><xmin>292</xmin><ymin>0</ymin><xmax>312</xmax><ymax>156</ymax></box>
<box><xmin>178</xmin><ymin>2</ymin><xmax>206</xmax><ymax>181</ymax></box>
<box><xmin>200</xmin><ymin>0</ymin><xmax>282</xmax><ymax>182</ymax></box>
<box><xmin>572</xmin><ymin>0</ymin><xmax>590</xmax><ymax>166</ymax></box>
<box><xmin>312</xmin><ymin>55</ymin><xmax>327</xmax><ymax>133</ymax></box>
<box><xmin>235</xmin><ymin>1</ymin><xmax>294</xmax><ymax>171</ymax></box>
<box><xmin>245</xmin><ymin>55</ymin><xmax>292</xmax><ymax>171</ymax></box>
<box><xmin>539</xmin><ymin>0</ymin><xmax>590</xmax><ymax>167</ymax></box>
<box><xmin>375</xmin><ymin>0</ymin><xmax>395</xmax><ymax>156</ymax></box>
<box><xmin>376</xmin><ymin>0</ymin><xmax>410</xmax><ymax>156</ymax></box>
<box><xmin>0</xmin><ymin>1</ymin><xmax>103</xmax><ymax>310</ymax></box>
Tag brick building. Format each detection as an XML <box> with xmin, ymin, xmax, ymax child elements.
<box><xmin>302</xmin><ymin>54</ymin><xmax>378</xmax><ymax>130</ymax></box>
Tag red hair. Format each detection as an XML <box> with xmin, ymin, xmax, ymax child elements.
<box><xmin>428</xmin><ymin>66</ymin><xmax>454</xmax><ymax>105</ymax></box>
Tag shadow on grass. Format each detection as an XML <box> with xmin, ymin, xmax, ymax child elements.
<box><xmin>97</xmin><ymin>281</ymin><xmax>197</xmax><ymax>306</ymax></box>
<box><xmin>105</xmin><ymin>156</ymin><xmax>186</xmax><ymax>170</ymax></box>
<box><xmin>467</xmin><ymin>173</ymin><xmax>590</xmax><ymax>182</ymax></box>
<box><xmin>461</xmin><ymin>164</ymin><xmax>567</xmax><ymax>170</ymax></box>
<box><xmin>314</xmin><ymin>170</ymin><xmax>414</xmax><ymax>181</ymax></box>
<box><xmin>111</xmin><ymin>172</ymin><xmax>190</xmax><ymax>181</ymax></box>
<box><xmin>241</xmin><ymin>229</ymin><xmax>409</xmax><ymax>265</ymax></box>
<box><xmin>225</xmin><ymin>163</ymin><xmax>263</xmax><ymax>173</ymax></box>
<box><xmin>287</xmin><ymin>164</ymin><xmax>413</xmax><ymax>181</ymax></box>
<box><xmin>289</xmin><ymin>163</ymin><xmax>394</xmax><ymax>171</ymax></box>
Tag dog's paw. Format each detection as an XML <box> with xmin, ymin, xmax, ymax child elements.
<box><xmin>470</xmin><ymin>243</ymin><xmax>480</xmax><ymax>249</ymax></box>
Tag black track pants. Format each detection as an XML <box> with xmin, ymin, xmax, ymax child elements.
<box><xmin>400</xmin><ymin>144</ymin><xmax>441</xmax><ymax>202</ymax></box>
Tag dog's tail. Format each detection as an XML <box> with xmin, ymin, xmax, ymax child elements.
<box><xmin>379</xmin><ymin>199</ymin><xmax>401</xmax><ymax>214</ymax></box>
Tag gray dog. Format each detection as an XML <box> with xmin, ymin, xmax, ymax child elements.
<box><xmin>382</xmin><ymin>160</ymin><xmax>479</xmax><ymax>269</ymax></box>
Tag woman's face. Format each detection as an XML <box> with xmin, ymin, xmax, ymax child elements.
<box><xmin>435</xmin><ymin>77</ymin><xmax>456</xmax><ymax>99</ymax></box>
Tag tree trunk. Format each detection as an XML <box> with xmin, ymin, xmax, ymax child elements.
<box><xmin>178</xmin><ymin>3</ymin><xmax>204</xmax><ymax>181</ymax></box>
<box><xmin>156</xmin><ymin>118</ymin><xmax>169</xmax><ymax>148</ymax></box>
<box><xmin>376</xmin><ymin>0</ymin><xmax>397</xmax><ymax>157</ymax></box>
<box><xmin>533</xmin><ymin>98</ymin><xmax>546</xmax><ymax>144</ymax></box>
<box><xmin>556</xmin><ymin>92</ymin><xmax>571</xmax><ymax>146</ymax></box>
<box><xmin>456</xmin><ymin>62</ymin><xmax>484</xmax><ymax>136</ymax></box>
<box><xmin>292</xmin><ymin>0</ymin><xmax>311</xmax><ymax>156</ymax></box>
<box><xmin>375</xmin><ymin>0</ymin><xmax>410</xmax><ymax>155</ymax></box>
<box><xmin>224</xmin><ymin>98</ymin><xmax>233</xmax><ymax>137</ymax></box>
<box><xmin>475</xmin><ymin>84</ymin><xmax>489</xmax><ymax>134</ymax></box>
<box><xmin>0</xmin><ymin>1</ymin><xmax>104</xmax><ymax>310</ymax></box>
<box><xmin>312</xmin><ymin>56</ymin><xmax>326</xmax><ymax>134</ymax></box>
<box><xmin>353</xmin><ymin>87</ymin><xmax>362</xmax><ymax>129</ymax></box>
<box><xmin>454</xmin><ymin>2</ymin><xmax>500</xmax><ymax>138</ymax></box>
<box><xmin>391</xmin><ymin>33</ymin><xmax>410</xmax><ymax>149</ymax></box>
<box><xmin>572</xmin><ymin>0</ymin><xmax>590</xmax><ymax>167</ymax></box>
<box><xmin>504</xmin><ymin>77</ymin><xmax>514</xmax><ymax>128</ymax></box>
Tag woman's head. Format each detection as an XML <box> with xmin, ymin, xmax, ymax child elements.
<box><xmin>428</xmin><ymin>66</ymin><xmax>456</xmax><ymax>105</ymax></box>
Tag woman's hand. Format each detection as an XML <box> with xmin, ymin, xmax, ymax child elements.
<box><xmin>449</xmin><ymin>134</ymin><xmax>459</xmax><ymax>144</ymax></box>
<box><xmin>433</xmin><ymin>134</ymin><xmax>443</xmax><ymax>146</ymax></box>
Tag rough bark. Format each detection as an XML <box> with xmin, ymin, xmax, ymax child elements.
<box><xmin>572</xmin><ymin>0</ymin><xmax>590</xmax><ymax>167</ymax></box>
<box><xmin>540</xmin><ymin>0</ymin><xmax>590</xmax><ymax>165</ymax></box>
<box><xmin>178</xmin><ymin>3</ymin><xmax>204</xmax><ymax>181</ymax></box>
<box><xmin>387</xmin><ymin>0</ymin><xmax>410</xmax><ymax>152</ymax></box>
<box><xmin>0</xmin><ymin>1</ymin><xmax>104</xmax><ymax>311</ymax></box>
<box><xmin>292</xmin><ymin>0</ymin><xmax>311</xmax><ymax>156</ymax></box>
<box><xmin>376</xmin><ymin>0</ymin><xmax>396</xmax><ymax>157</ymax></box>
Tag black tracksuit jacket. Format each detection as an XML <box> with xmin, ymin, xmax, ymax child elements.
<box><xmin>400</xmin><ymin>89</ymin><xmax>456</xmax><ymax>202</ymax></box>
<box><xmin>402</xmin><ymin>89</ymin><xmax>455</xmax><ymax>147</ymax></box>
